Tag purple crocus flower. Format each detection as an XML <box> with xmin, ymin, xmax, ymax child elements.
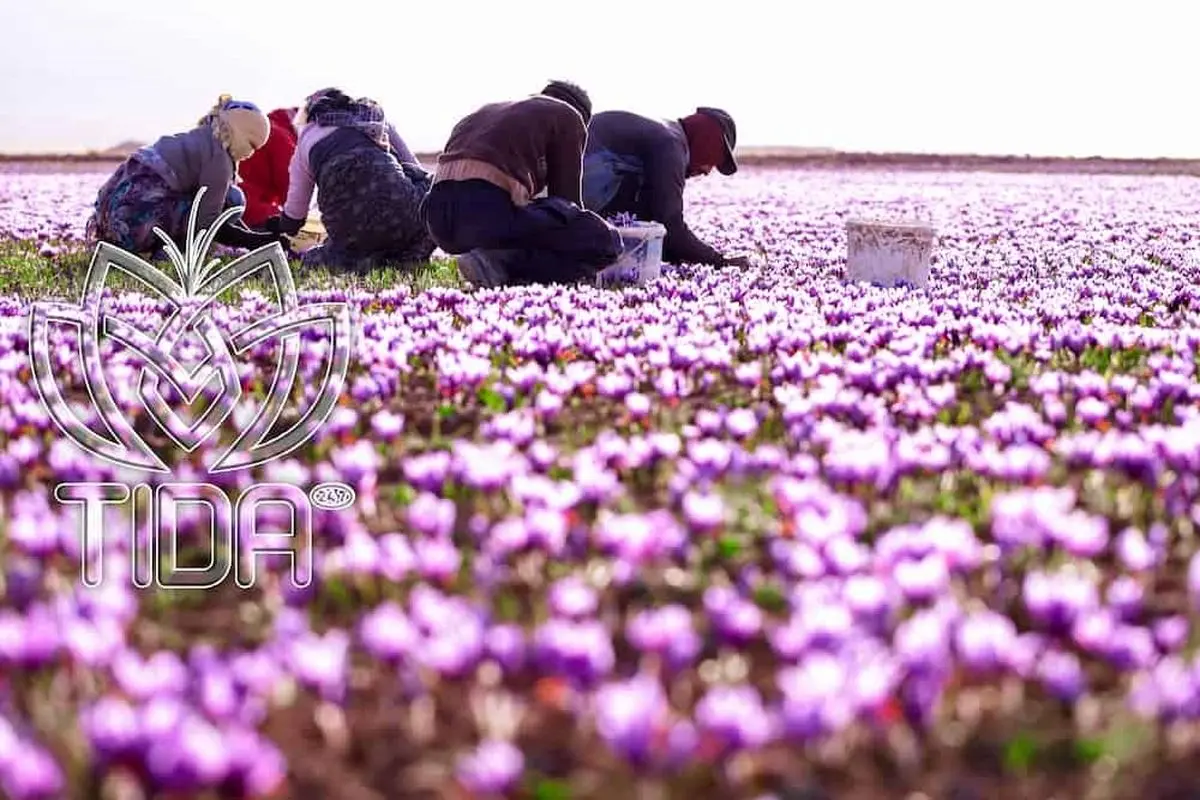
<box><xmin>777</xmin><ymin>653</ymin><xmax>853</xmax><ymax>740</ymax></box>
<box><xmin>1037</xmin><ymin>649</ymin><xmax>1086</xmax><ymax>701</ymax></box>
<box><xmin>1022</xmin><ymin>570</ymin><xmax>1098</xmax><ymax>633</ymax></box>
<box><xmin>0</xmin><ymin>740</ymin><xmax>64</xmax><ymax>800</ymax></box>
<box><xmin>456</xmin><ymin>739</ymin><xmax>524</xmax><ymax>795</ymax></box>
<box><xmin>414</xmin><ymin>537</ymin><xmax>462</xmax><ymax>582</ymax></box>
<box><xmin>624</xmin><ymin>605</ymin><xmax>702</xmax><ymax>669</ymax></box>
<box><xmin>144</xmin><ymin>713</ymin><xmax>232</xmax><ymax>792</ymax></box>
<box><xmin>359</xmin><ymin>602</ymin><xmax>420</xmax><ymax>663</ymax></box>
<box><xmin>955</xmin><ymin>610</ymin><xmax>1018</xmax><ymax>674</ymax></box>
<box><xmin>693</xmin><ymin>684</ymin><xmax>774</xmax><ymax>753</ymax></box>
<box><xmin>1106</xmin><ymin>575</ymin><xmax>1144</xmax><ymax>621</ymax></box>
<box><xmin>287</xmin><ymin>629</ymin><xmax>350</xmax><ymax>703</ymax></box>
<box><xmin>485</xmin><ymin>624</ymin><xmax>527</xmax><ymax>674</ymax></box>
<box><xmin>222</xmin><ymin>727</ymin><xmax>288</xmax><ymax>797</ymax></box>
<box><xmin>3</xmin><ymin>558</ymin><xmax>41</xmax><ymax>611</ymax></box>
<box><xmin>681</xmin><ymin>491</ymin><xmax>726</xmax><ymax>531</ymax></box>
<box><xmin>625</xmin><ymin>393</ymin><xmax>652</xmax><ymax>417</ymax></box>
<box><xmin>533</xmin><ymin>618</ymin><xmax>616</xmax><ymax>687</ymax></box>
<box><xmin>892</xmin><ymin>553</ymin><xmax>951</xmax><ymax>603</ymax></box>
<box><xmin>407</xmin><ymin>492</ymin><xmax>457</xmax><ymax>538</ymax></box>
<box><xmin>1153</xmin><ymin>616</ymin><xmax>1189</xmax><ymax>653</ymax></box>
<box><xmin>592</xmin><ymin>674</ymin><xmax>671</xmax><ymax>767</ymax></box>
<box><xmin>547</xmin><ymin>577</ymin><xmax>599</xmax><ymax>619</ymax></box>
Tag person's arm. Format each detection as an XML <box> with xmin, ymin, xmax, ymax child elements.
<box><xmin>386</xmin><ymin>123</ymin><xmax>420</xmax><ymax>167</ymax></box>
<box><xmin>196</xmin><ymin>157</ymin><xmax>236</xmax><ymax>235</ymax></box>
<box><xmin>546</xmin><ymin>112</ymin><xmax>585</xmax><ymax>206</ymax></box>
<box><xmin>281</xmin><ymin>140</ymin><xmax>315</xmax><ymax>223</ymax></box>
<box><xmin>640</xmin><ymin>141</ymin><xmax>726</xmax><ymax>266</ymax></box>
<box><xmin>213</xmin><ymin>220</ymin><xmax>281</xmax><ymax>250</ymax></box>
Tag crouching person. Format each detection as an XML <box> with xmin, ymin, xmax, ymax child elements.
<box><xmin>582</xmin><ymin>107</ymin><xmax>750</xmax><ymax>268</ymax></box>
<box><xmin>237</xmin><ymin>107</ymin><xmax>299</xmax><ymax>227</ymax></box>
<box><xmin>86</xmin><ymin>96</ymin><xmax>286</xmax><ymax>256</ymax></box>
<box><xmin>265</xmin><ymin>88</ymin><xmax>436</xmax><ymax>272</ymax></box>
<box><xmin>420</xmin><ymin>80</ymin><xmax>622</xmax><ymax>289</ymax></box>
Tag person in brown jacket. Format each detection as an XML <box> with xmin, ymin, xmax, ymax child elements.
<box><xmin>419</xmin><ymin>80</ymin><xmax>622</xmax><ymax>288</ymax></box>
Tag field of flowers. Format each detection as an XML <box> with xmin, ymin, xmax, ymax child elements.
<box><xmin>3</xmin><ymin>161</ymin><xmax>1200</xmax><ymax>799</ymax></box>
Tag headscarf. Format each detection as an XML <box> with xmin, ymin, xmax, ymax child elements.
<box><xmin>199</xmin><ymin>95</ymin><xmax>271</xmax><ymax>162</ymax></box>
<box><xmin>295</xmin><ymin>88</ymin><xmax>390</xmax><ymax>150</ymax></box>
<box><xmin>680</xmin><ymin>111</ymin><xmax>727</xmax><ymax>175</ymax></box>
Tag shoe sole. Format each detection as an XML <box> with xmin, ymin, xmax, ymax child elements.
<box><xmin>457</xmin><ymin>253</ymin><xmax>506</xmax><ymax>288</ymax></box>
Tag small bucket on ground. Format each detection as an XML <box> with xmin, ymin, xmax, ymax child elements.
<box><xmin>845</xmin><ymin>219</ymin><xmax>936</xmax><ymax>289</ymax></box>
<box><xmin>597</xmin><ymin>221</ymin><xmax>667</xmax><ymax>287</ymax></box>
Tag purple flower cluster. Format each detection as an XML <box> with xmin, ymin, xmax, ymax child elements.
<box><xmin>4</xmin><ymin>162</ymin><xmax>1200</xmax><ymax>794</ymax></box>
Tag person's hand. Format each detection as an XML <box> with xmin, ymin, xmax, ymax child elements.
<box><xmin>264</xmin><ymin>214</ymin><xmax>305</xmax><ymax>237</ymax></box>
<box><xmin>276</xmin><ymin>234</ymin><xmax>298</xmax><ymax>259</ymax></box>
<box><xmin>723</xmin><ymin>254</ymin><xmax>753</xmax><ymax>268</ymax></box>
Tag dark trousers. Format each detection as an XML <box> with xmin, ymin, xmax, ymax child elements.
<box><xmin>420</xmin><ymin>179</ymin><xmax>622</xmax><ymax>285</ymax></box>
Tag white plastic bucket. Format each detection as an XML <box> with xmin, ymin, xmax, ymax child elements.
<box><xmin>597</xmin><ymin>221</ymin><xmax>667</xmax><ymax>287</ymax></box>
<box><xmin>845</xmin><ymin>219</ymin><xmax>936</xmax><ymax>289</ymax></box>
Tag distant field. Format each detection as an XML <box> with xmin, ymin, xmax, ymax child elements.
<box><xmin>5</xmin><ymin>148</ymin><xmax>1200</xmax><ymax>176</ymax></box>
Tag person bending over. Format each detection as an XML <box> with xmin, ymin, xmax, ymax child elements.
<box><xmin>86</xmin><ymin>96</ymin><xmax>285</xmax><ymax>256</ymax></box>
<box><xmin>265</xmin><ymin>88</ymin><xmax>435</xmax><ymax>272</ymax></box>
<box><xmin>582</xmin><ymin>106</ymin><xmax>750</xmax><ymax>268</ymax></box>
<box><xmin>420</xmin><ymin>80</ymin><xmax>622</xmax><ymax>289</ymax></box>
<box><xmin>237</xmin><ymin>107</ymin><xmax>299</xmax><ymax>228</ymax></box>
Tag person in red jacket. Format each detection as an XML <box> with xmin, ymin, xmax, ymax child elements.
<box><xmin>237</xmin><ymin>107</ymin><xmax>299</xmax><ymax>227</ymax></box>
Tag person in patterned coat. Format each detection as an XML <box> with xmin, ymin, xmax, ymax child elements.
<box><xmin>265</xmin><ymin>88</ymin><xmax>435</xmax><ymax>271</ymax></box>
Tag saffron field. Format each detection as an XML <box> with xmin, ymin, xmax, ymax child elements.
<box><xmin>3</xmin><ymin>162</ymin><xmax>1200</xmax><ymax>798</ymax></box>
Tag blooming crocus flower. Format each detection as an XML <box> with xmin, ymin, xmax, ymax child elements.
<box><xmin>1022</xmin><ymin>570</ymin><xmax>1098</xmax><ymax>633</ymax></box>
<box><xmin>287</xmin><ymin>630</ymin><xmax>350</xmax><ymax>703</ymax></box>
<box><xmin>625</xmin><ymin>392</ymin><xmax>651</xmax><ymax>417</ymax></box>
<box><xmin>955</xmin><ymin>611</ymin><xmax>1018</xmax><ymax>674</ymax></box>
<box><xmin>407</xmin><ymin>492</ymin><xmax>456</xmax><ymax>538</ymax></box>
<box><xmin>144</xmin><ymin>713</ymin><xmax>231</xmax><ymax>792</ymax></box>
<box><xmin>80</xmin><ymin>696</ymin><xmax>142</xmax><ymax>764</ymax></box>
<box><xmin>892</xmin><ymin>553</ymin><xmax>951</xmax><ymax>603</ymax></box>
<box><xmin>893</xmin><ymin>609</ymin><xmax>952</xmax><ymax>670</ymax></box>
<box><xmin>592</xmin><ymin>675</ymin><xmax>670</xmax><ymax>767</ymax></box>
<box><xmin>624</xmin><ymin>605</ymin><xmax>702</xmax><ymax>669</ymax></box>
<box><xmin>1115</xmin><ymin>527</ymin><xmax>1160</xmax><ymax>572</ymax></box>
<box><xmin>547</xmin><ymin>577</ymin><xmax>599</xmax><ymax>620</ymax></box>
<box><xmin>1106</xmin><ymin>575</ymin><xmax>1144</xmax><ymax>621</ymax></box>
<box><xmin>359</xmin><ymin>602</ymin><xmax>420</xmax><ymax>663</ymax></box>
<box><xmin>370</xmin><ymin>409</ymin><xmax>405</xmax><ymax>439</ymax></box>
<box><xmin>0</xmin><ymin>741</ymin><xmax>64</xmax><ymax>800</ymax></box>
<box><xmin>533</xmin><ymin>619</ymin><xmax>616</xmax><ymax>687</ymax></box>
<box><xmin>456</xmin><ymin>739</ymin><xmax>524</xmax><ymax>795</ymax></box>
<box><xmin>1153</xmin><ymin>616</ymin><xmax>1189</xmax><ymax>653</ymax></box>
<box><xmin>693</xmin><ymin>684</ymin><xmax>774</xmax><ymax>753</ymax></box>
<box><xmin>414</xmin><ymin>538</ymin><xmax>462</xmax><ymax>582</ymax></box>
<box><xmin>777</xmin><ymin>653</ymin><xmax>853</xmax><ymax>740</ymax></box>
<box><xmin>485</xmin><ymin>624</ymin><xmax>527</xmax><ymax>674</ymax></box>
<box><xmin>422</xmin><ymin>623</ymin><xmax>487</xmax><ymax>679</ymax></box>
<box><xmin>1037</xmin><ymin>649</ymin><xmax>1085</xmax><ymax>701</ymax></box>
<box><xmin>682</xmin><ymin>490</ymin><xmax>726</xmax><ymax>532</ymax></box>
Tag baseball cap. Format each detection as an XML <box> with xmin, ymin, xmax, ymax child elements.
<box><xmin>697</xmin><ymin>107</ymin><xmax>737</xmax><ymax>175</ymax></box>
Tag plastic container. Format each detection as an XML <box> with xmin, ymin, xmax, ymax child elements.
<box><xmin>845</xmin><ymin>219</ymin><xmax>936</xmax><ymax>289</ymax></box>
<box><xmin>597</xmin><ymin>221</ymin><xmax>667</xmax><ymax>287</ymax></box>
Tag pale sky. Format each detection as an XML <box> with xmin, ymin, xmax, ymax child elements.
<box><xmin>3</xmin><ymin>0</ymin><xmax>1196</xmax><ymax>158</ymax></box>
